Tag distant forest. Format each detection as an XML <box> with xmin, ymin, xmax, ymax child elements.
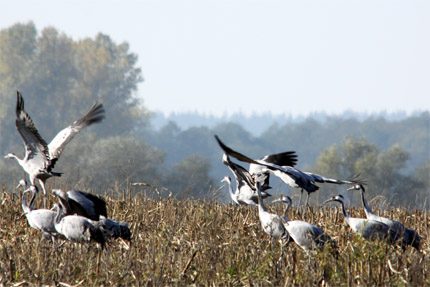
<box><xmin>0</xmin><ymin>23</ymin><xmax>429</xmax><ymax>208</ymax></box>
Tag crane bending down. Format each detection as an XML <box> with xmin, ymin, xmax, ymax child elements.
<box><xmin>53</xmin><ymin>189</ymin><xmax>131</xmax><ymax>241</ymax></box>
<box><xmin>271</xmin><ymin>195</ymin><xmax>337</xmax><ymax>256</ymax></box>
<box><xmin>349</xmin><ymin>184</ymin><xmax>420</xmax><ymax>250</ymax></box>
<box><xmin>220</xmin><ymin>153</ymin><xmax>272</xmax><ymax>205</ymax></box>
<box><xmin>52</xmin><ymin>189</ymin><xmax>108</xmax><ymax>221</ymax></box>
<box><xmin>5</xmin><ymin>91</ymin><xmax>105</xmax><ymax>202</ymax></box>
<box><xmin>215</xmin><ymin>135</ymin><xmax>360</xmax><ymax>214</ymax></box>
<box><xmin>53</xmin><ymin>203</ymin><xmax>105</xmax><ymax>249</ymax></box>
<box><xmin>324</xmin><ymin>194</ymin><xmax>397</xmax><ymax>243</ymax></box>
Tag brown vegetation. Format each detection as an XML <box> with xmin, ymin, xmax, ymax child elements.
<box><xmin>0</xmin><ymin>184</ymin><xmax>428</xmax><ymax>286</ymax></box>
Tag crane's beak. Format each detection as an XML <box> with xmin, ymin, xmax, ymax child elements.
<box><xmin>270</xmin><ymin>198</ymin><xmax>283</xmax><ymax>204</ymax></box>
<box><xmin>347</xmin><ymin>186</ymin><xmax>356</xmax><ymax>191</ymax></box>
<box><xmin>323</xmin><ymin>198</ymin><xmax>334</xmax><ymax>204</ymax></box>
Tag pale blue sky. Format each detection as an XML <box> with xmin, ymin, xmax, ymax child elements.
<box><xmin>1</xmin><ymin>0</ymin><xmax>429</xmax><ymax>117</ymax></box>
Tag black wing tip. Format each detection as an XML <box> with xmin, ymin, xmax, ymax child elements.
<box><xmin>16</xmin><ymin>91</ymin><xmax>25</xmax><ymax>115</ymax></box>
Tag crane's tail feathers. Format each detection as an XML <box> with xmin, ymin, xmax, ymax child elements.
<box><xmin>90</xmin><ymin>226</ymin><xmax>106</xmax><ymax>250</ymax></box>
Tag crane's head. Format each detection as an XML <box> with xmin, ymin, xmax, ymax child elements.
<box><xmin>16</xmin><ymin>179</ymin><xmax>27</xmax><ymax>189</ymax></box>
<box><xmin>4</xmin><ymin>152</ymin><xmax>16</xmax><ymax>159</ymax></box>
<box><xmin>221</xmin><ymin>153</ymin><xmax>230</xmax><ymax>165</ymax></box>
<box><xmin>221</xmin><ymin>176</ymin><xmax>231</xmax><ymax>183</ymax></box>
<box><xmin>347</xmin><ymin>184</ymin><xmax>365</xmax><ymax>192</ymax></box>
<box><xmin>271</xmin><ymin>195</ymin><xmax>292</xmax><ymax>206</ymax></box>
<box><xmin>324</xmin><ymin>194</ymin><xmax>345</xmax><ymax>205</ymax></box>
<box><xmin>52</xmin><ymin>189</ymin><xmax>68</xmax><ymax>200</ymax></box>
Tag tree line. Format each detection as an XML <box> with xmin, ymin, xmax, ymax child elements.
<box><xmin>0</xmin><ymin>23</ymin><xmax>428</xmax><ymax>208</ymax></box>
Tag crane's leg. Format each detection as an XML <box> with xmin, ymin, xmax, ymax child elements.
<box><xmin>303</xmin><ymin>192</ymin><xmax>311</xmax><ymax>219</ymax></box>
<box><xmin>38</xmin><ymin>179</ymin><xmax>47</xmax><ymax>208</ymax></box>
<box><xmin>297</xmin><ymin>189</ymin><xmax>304</xmax><ymax>216</ymax></box>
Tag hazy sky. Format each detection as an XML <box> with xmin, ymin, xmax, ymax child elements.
<box><xmin>1</xmin><ymin>0</ymin><xmax>429</xmax><ymax>117</ymax></box>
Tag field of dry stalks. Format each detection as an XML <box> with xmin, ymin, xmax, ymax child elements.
<box><xmin>0</xmin><ymin>184</ymin><xmax>428</xmax><ymax>286</ymax></box>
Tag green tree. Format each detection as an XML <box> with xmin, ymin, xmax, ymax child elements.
<box><xmin>163</xmin><ymin>154</ymin><xmax>213</xmax><ymax>199</ymax></box>
<box><xmin>313</xmin><ymin>137</ymin><xmax>423</xmax><ymax>208</ymax></box>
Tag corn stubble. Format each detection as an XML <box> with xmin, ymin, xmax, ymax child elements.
<box><xmin>0</xmin><ymin>186</ymin><xmax>428</xmax><ymax>286</ymax></box>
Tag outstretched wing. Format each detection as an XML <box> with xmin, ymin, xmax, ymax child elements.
<box><xmin>48</xmin><ymin>102</ymin><xmax>105</xmax><ymax>164</ymax></box>
<box><xmin>15</xmin><ymin>91</ymin><xmax>51</xmax><ymax>167</ymax></box>
<box><xmin>259</xmin><ymin>151</ymin><xmax>298</xmax><ymax>167</ymax></box>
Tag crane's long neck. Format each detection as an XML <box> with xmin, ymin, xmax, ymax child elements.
<box><xmin>54</xmin><ymin>204</ymin><xmax>64</xmax><ymax>225</ymax></box>
<box><xmin>339</xmin><ymin>200</ymin><xmax>351</xmax><ymax>222</ymax></box>
<box><xmin>360</xmin><ymin>187</ymin><xmax>375</xmax><ymax>218</ymax></box>
<box><xmin>22</xmin><ymin>191</ymin><xmax>31</xmax><ymax>214</ymax></box>
<box><xmin>256</xmin><ymin>183</ymin><xmax>267</xmax><ymax>213</ymax></box>
<box><xmin>283</xmin><ymin>201</ymin><xmax>291</xmax><ymax>221</ymax></box>
<box><xmin>225</xmin><ymin>179</ymin><xmax>235</xmax><ymax>199</ymax></box>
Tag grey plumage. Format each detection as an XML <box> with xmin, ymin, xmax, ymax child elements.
<box><xmin>53</xmin><ymin>203</ymin><xmax>105</xmax><ymax>249</ymax></box>
<box><xmin>324</xmin><ymin>194</ymin><xmax>397</xmax><ymax>243</ymax></box>
<box><xmin>255</xmin><ymin>182</ymin><xmax>288</xmax><ymax>241</ymax></box>
<box><xmin>53</xmin><ymin>189</ymin><xmax>108</xmax><ymax>221</ymax></box>
<box><xmin>220</xmin><ymin>153</ymin><xmax>271</xmax><ymax>205</ymax></box>
<box><xmin>215</xmin><ymin>135</ymin><xmax>359</xmax><ymax>212</ymax></box>
<box><xmin>272</xmin><ymin>195</ymin><xmax>337</xmax><ymax>255</ymax></box>
<box><xmin>54</xmin><ymin>189</ymin><xmax>131</xmax><ymax>241</ymax></box>
<box><xmin>350</xmin><ymin>184</ymin><xmax>420</xmax><ymax>250</ymax></box>
<box><xmin>21</xmin><ymin>186</ymin><xmax>63</xmax><ymax>241</ymax></box>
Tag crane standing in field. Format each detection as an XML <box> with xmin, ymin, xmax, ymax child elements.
<box><xmin>53</xmin><ymin>203</ymin><xmax>105</xmax><ymax>249</ymax></box>
<box><xmin>4</xmin><ymin>91</ymin><xmax>105</xmax><ymax>205</ymax></box>
<box><xmin>349</xmin><ymin>184</ymin><xmax>421</xmax><ymax>250</ymax></box>
<box><xmin>215</xmin><ymin>135</ymin><xmax>360</xmax><ymax>216</ymax></box>
<box><xmin>52</xmin><ymin>189</ymin><xmax>108</xmax><ymax>221</ymax></box>
<box><xmin>21</xmin><ymin>185</ymin><xmax>64</xmax><ymax>242</ymax></box>
<box><xmin>324</xmin><ymin>194</ymin><xmax>397</xmax><ymax>243</ymax></box>
<box><xmin>53</xmin><ymin>189</ymin><xmax>131</xmax><ymax>241</ymax></box>
<box><xmin>271</xmin><ymin>195</ymin><xmax>337</xmax><ymax>257</ymax></box>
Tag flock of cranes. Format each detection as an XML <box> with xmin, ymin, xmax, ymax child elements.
<box><xmin>215</xmin><ymin>135</ymin><xmax>421</xmax><ymax>258</ymax></box>
<box><xmin>4</xmin><ymin>91</ymin><xmax>421</xmax><ymax>260</ymax></box>
<box><xmin>6</xmin><ymin>92</ymin><xmax>131</xmax><ymax>250</ymax></box>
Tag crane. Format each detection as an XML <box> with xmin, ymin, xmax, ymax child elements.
<box><xmin>5</xmin><ymin>91</ymin><xmax>105</xmax><ymax>204</ymax></box>
<box><xmin>53</xmin><ymin>189</ymin><xmax>131</xmax><ymax>241</ymax></box>
<box><xmin>21</xmin><ymin>185</ymin><xmax>64</xmax><ymax>242</ymax></box>
<box><xmin>324</xmin><ymin>194</ymin><xmax>397</xmax><ymax>243</ymax></box>
<box><xmin>53</xmin><ymin>203</ymin><xmax>105</xmax><ymax>249</ymax></box>
<box><xmin>215</xmin><ymin>135</ymin><xmax>360</xmax><ymax>216</ymax></box>
<box><xmin>220</xmin><ymin>153</ymin><xmax>271</xmax><ymax>205</ymax></box>
<box><xmin>271</xmin><ymin>195</ymin><xmax>337</xmax><ymax>256</ymax></box>
<box><xmin>52</xmin><ymin>189</ymin><xmax>108</xmax><ymax>221</ymax></box>
<box><xmin>349</xmin><ymin>184</ymin><xmax>420</xmax><ymax>250</ymax></box>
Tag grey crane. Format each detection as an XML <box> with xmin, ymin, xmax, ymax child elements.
<box><xmin>215</xmin><ymin>135</ymin><xmax>359</xmax><ymax>215</ymax></box>
<box><xmin>53</xmin><ymin>189</ymin><xmax>131</xmax><ymax>241</ymax></box>
<box><xmin>53</xmin><ymin>203</ymin><xmax>105</xmax><ymax>249</ymax></box>
<box><xmin>91</xmin><ymin>216</ymin><xmax>132</xmax><ymax>241</ymax></box>
<box><xmin>255</xmin><ymin>181</ymin><xmax>289</xmax><ymax>241</ymax></box>
<box><xmin>324</xmin><ymin>194</ymin><xmax>397</xmax><ymax>243</ymax></box>
<box><xmin>349</xmin><ymin>184</ymin><xmax>420</xmax><ymax>250</ymax></box>
<box><xmin>220</xmin><ymin>153</ymin><xmax>272</xmax><ymax>205</ymax></box>
<box><xmin>21</xmin><ymin>185</ymin><xmax>64</xmax><ymax>242</ymax></box>
<box><xmin>272</xmin><ymin>195</ymin><xmax>337</xmax><ymax>256</ymax></box>
<box><xmin>5</xmin><ymin>91</ymin><xmax>105</xmax><ymax>203</ymax></box>
<box><xmin>52</xmin><ymin>189</ymin><xmax>108</xmax><ymax>221</ymax></box>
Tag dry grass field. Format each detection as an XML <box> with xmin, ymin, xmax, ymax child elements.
<box><xmin>0</xmin><ymin>184</ymin><xmax>428</xmax><ymax>286</ymax></box>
